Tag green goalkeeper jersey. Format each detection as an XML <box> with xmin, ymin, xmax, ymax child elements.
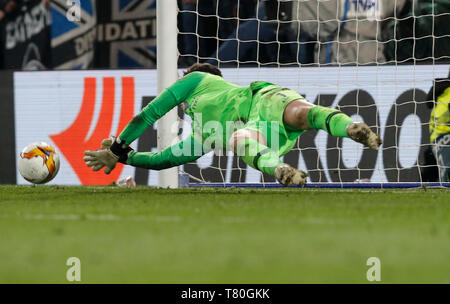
<box><xmin>118</xmin><ymin>71</ymin><xmax>305</xmax><ymax>156</ymax></box>
<box><xmin>181</xmin><ymin>73</ymin><xmax>279</xmax><ymax>151</ymax></box>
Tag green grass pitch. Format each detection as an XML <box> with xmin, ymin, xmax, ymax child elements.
<box><xmin>0</xmin><ymin>185</ymin><xmax>449</xmax><ymax>283</ymax></box>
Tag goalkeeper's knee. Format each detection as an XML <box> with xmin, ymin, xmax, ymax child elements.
<box><xmin>230</xmin><ymin>129</ymin><xmax>282</xmax><ymax>176</ymax></box>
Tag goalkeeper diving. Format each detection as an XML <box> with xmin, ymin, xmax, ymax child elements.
<box><xmin>83</xmin><ymin>63</ymin><xmax>382</xmax><ymax>186</ymax></box>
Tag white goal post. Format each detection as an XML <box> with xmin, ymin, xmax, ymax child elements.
<box><xmin>157</xmin><ymin>0</ymin><xmax>179</xmax><ymax>188</ymax></box>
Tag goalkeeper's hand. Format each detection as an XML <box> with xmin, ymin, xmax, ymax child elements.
<box><xmin>83</xmin><ymin>149</ymin><xmax>119</xmax><ymax>174</ymax></box>
<box><xmin>84</xmin><ymin>136</ymin><xmax>134</xmax><ymax>174</ymax></box>
<box><xmin>275</xmin><ymin>164</ymin><xmax>307</xmax><ymax>186</ymax></box>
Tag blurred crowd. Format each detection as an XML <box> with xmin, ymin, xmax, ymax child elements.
<box><xmin>178</xmin><ymin>0</ymin><xmax>450</xmax><ymax>67</ymax></box>
<box><xmin>0</xmin><ymin>0</ymin><xmax>449</xmax><ymax>70</ymax></box>
<box><xmin>0</xmin><ymin>0</ymin><xmax>48</xmax><ymax>20</ymax></box>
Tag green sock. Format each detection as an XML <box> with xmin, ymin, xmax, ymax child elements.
<box><xmin>307</xmin><ymin>106</ymin><xmax>353</xmax><ymax>137</ymax></box>
<box><xmin>236</xmin><ymin>137</ymin><xmax>283</xmax><ymax>176</ymax></box>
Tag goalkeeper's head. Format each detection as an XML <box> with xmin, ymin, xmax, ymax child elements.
<box><xmin>183</xmin><ymin>63</ymin><xmax>223</xmax><ymax>78</ymax></box>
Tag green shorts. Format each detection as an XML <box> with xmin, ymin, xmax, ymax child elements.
<box><xmin>245</xmin><ymin>85</ymin><xmax>306</xmax><ymax>156</ymax></box>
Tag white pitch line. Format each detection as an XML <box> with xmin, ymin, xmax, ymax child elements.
<box><xmin>0</xmin><ymin>213</ymin><xmax>181</xmax><ymax>223</ymax></box>
<box><xmin>0</xmin><ymin>214</ymin><xmax>347</xmax><ymax>225</ymax></box>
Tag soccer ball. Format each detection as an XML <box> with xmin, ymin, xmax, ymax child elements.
<box><xmin>18</xmin><ymin>142</ymin><xmax>60</xmax><ymax>184</ymax></box>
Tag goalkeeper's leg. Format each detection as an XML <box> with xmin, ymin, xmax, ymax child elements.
<box><xmin>284</xmin><ymin>99</ymin><xmax>382</xmax><ymax>150</ymax></box>
<box><xmin>229</xmin><ymin>129</ymin><xmax>307</xmax><ymax>186</ymax></box>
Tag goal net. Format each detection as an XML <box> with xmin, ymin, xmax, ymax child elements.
<box><xmin>175</xmin><ymin>0</ymin><xmax>450</xmax><ymax>187</ymax></box>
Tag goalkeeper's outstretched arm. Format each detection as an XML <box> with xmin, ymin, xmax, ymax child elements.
<box><xmin>117</xmin><ymin>72</ymin><xmax>204</xmax><ymax>146</ymax></box>
<box><xmin>126</xmin><ymin>134</ymin><xmax>203</xmax><ymax>170</ymax></box>
<box><xmin>84</xmin><ymin>72</ymin><xmax>206</xmax><ymax>174</ymax></box>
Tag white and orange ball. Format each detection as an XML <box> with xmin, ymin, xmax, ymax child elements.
<box><xmin>18</xmin><ymin>142</ymin><xmax>60</xmax><ymax>184</ymax></box>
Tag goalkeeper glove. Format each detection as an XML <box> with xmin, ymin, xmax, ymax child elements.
<box><xmin>275</xmin><ymin>164</ymin><xmax>307</xmax><ymax>186</ymax></box>
<box><xmin>83</xmin><ymin>136</ymin><xmax>134</xmax><ymax>174</ymax></box>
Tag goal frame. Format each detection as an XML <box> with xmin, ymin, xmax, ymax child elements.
<box><xmin>157</xmin><ymin>0</ymin><xmax>179</xmax><ymax>188</ymax></box>
<box><xmin>160</xmin><ymin>1</ymin><xmax>449</xmax><ymax>189</ymax></box>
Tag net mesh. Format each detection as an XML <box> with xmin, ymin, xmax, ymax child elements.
<box><xmin>176</xmin><ymin>0</ymin><xmax>450</xmax><ymax>186</ymax></box>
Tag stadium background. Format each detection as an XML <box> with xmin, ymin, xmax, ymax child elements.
<box><xmin>8</xmin><ymin>65</ymin><xmax>450</xmax><ymax>186</ymax></box>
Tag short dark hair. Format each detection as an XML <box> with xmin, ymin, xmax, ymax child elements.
<box><xmin>183</xmin><ymin>63</ymin><xmax>223</xmax><ymax>77</ymax></box>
